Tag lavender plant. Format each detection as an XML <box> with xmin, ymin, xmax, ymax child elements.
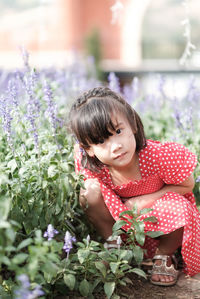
<box><xmin>0</xmin><ymin>52</ymin><xmax>100</xmax><ymax>297</ymax></box>
<box><xmin>15</xmin><ymin>274</ymin><xmax>44</xmax><ymax>299</ymax></box>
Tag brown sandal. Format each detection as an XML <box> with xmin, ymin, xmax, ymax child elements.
<box><xmin>150</xmin><ymin>254</ymin><xmax>179</xmax><ymax>286</ymax></box>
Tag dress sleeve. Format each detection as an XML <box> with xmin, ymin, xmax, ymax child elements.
<box><xmin>157</xmin><ymin>142</ymin><xmax>197</xmax><ymax>184</ymax></box>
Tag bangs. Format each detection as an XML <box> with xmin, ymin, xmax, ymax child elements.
<box><xmin>76</xmin><ymin>98</ymin><xmax>122</xmax><ymax>146</ymax></box>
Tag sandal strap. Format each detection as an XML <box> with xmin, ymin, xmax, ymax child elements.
<box><xmin>153</xmin><ymin>254</ymin><xmax>178</xmax><ymax>267</ymax></box>
<box><xmin>153</xmin><ymin>255</ymin><xmax>170</xmax><ymax>261</ymax></box>
<box><xmin>151</xmin><ymin>254</ymin><xmax>179</xmax><ymax>278</ymax></box>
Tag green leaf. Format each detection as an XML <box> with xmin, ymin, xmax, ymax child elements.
<box><xmin>9</xmin><ymin>220</ymin><xmax>21</xmax><ymax>228</ymax></box>
<box><xmin>4</xmin><ymin>246</ymin><xmax>16</xmax><ymax>252</ymax></box>
<box><xmin>119</xmin><ymin>210</ymin><xmax>134</xmax><ymax>217</ymax></box>
<box><xmin>140</xmin><ymin>208</ymin><xmax>153</xmax><ymax>215</ymax></box>
<box><xmin>146</xmin><ymin>231</ymin><xmax>164</xmax><ymax>238</ymax></box>
<box><xmin>0</xmin><ymin>174</ymin><xmax>9</xmax><ymax>185</ymax></box>
<box><xmin>0</xmin><ymin>194</ymin><xmax>11</xmax><ymax>220</ymax></box>
<box><xmin>135</xmin><ymin>232</ymin><xmax>145</xmax><ymax>246</ymax></box>
<box><xmin>130</xmin><ymin>267</ymin><xmax>147</xmax><ymax>279</ymax></box>
<box><xmin>17</xmin><ymin>238</ymin><xmax>33</xmax><ymax>251</ymax></box>
<box><xmin>42</xmin><ymin>261</ymin><xmax>59</xmax><ymax>278</ymax></box>
<box><xmin>95</xmin><ymin>261</ymin><xmax>107</xmax><ymax>278</ymax></box>
<box><xmin>0</xmin><ymin>256</ymin><xmax>11</xmax><ymax>266</ymax></box>
<box><xmin>143</xmin><ymin>216</ymin><xmax>157</xmax><ymax>223</ymax></box>
<box><xmin>42</xmin><ymin>180</ymin><xmax>48</xmax><ymax>189</ymax></box>
<box><xmin>64</xmin><ymin>274</ymin><xmax>75</xmax><ymax>291</ymax></box>
<box><xmin>110</xmin><ymin>262</ymin><xmax>119</xmax><ymax>274</ymax></box>
<box><xmin>79</xmin><ymin>279</ymin><xmax>90</xmax><ymax>297</ymax></box>
<box><xmin>47</xmin><ymin>165</ymin><xmax>58</xmax><ymax>178</ymax></box>
<box><xmin>90</xmin><ymin>277</ymin><xmax>102</xmax><ymax>292</ymax></box>
<box><xmin>0</xmin><ymin>220</ymin><xmax>10</xmax><ymax>228</ymax></box>
<box><xmin>112</xmin><ymin>220</ymin><xmax>127</xmax><ymax>231</ymax></box>
<box><xmin>132</xmin><ymin>245</ymin><xmax>144</xmax><ymax>265</ymax></box>
<box><xmin>104</xmin><ymin>282</ymin><xmax>116</xmax><ymax>299</ymax></box>
<box><xmin>134</xmin><ymin>221</ymin><xmax>145</xmax><ymax>245</ymax></box>
<box><xmin>12</xmin><ymin>253</ymin><xmax>28</xmax><ymax>264</ymax></box>
<box><xmin>77</xmin><ymin>249</ymin><xmax>90</xmax><ymax>264</ymax></box>
<box><xmin>7</xmin><ymin>159</ymin><xmax>18</xmax><ymax>173</ymax></box>
<box><xmin>134</xmin><ymin>221</ymin><xmax>145</xmax><ymax>233</ymax></box>
<box><xmin>5</xmin><ymin>228</ymin><xmax>16</xmax><ymax>242</ymax></box>
<box><xmin>119</xmin><ymin>249</ymin><xmax>133</xmax><ymax>262</ymax></box>
<box><xmin>123</xmin><ymin>277</ymin><xmax>133</xmax><ymax>285</ymax></box>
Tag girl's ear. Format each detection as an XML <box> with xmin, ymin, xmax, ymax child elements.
<box><xmin>85</xmin><ymin>146</ymin><xmax>95</xmax><ymax>157</ymax></box>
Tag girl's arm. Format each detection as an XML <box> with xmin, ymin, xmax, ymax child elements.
<box><xmin>123</xmin><ymin>174</ymin><xmax>195</xmax><ymax>212</ymax></box>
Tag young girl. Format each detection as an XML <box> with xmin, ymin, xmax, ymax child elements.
<box><xmin>69</xmin><ymin>87</ymin><xmax>200</xmax><ymax>286</ymax></box>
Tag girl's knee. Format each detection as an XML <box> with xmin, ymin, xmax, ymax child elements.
<box><xmin>79</xmin><ymin>179</ymin><xmax>102</xmax><ymax>209</ymax></box>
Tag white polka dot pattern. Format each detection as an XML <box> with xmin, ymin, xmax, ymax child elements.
<box><xmin>74</xmin><ymin>140</ymin><xmax>199</xmax><ymax>276</ymax></box>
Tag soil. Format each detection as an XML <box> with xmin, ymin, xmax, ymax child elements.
<box><xmin>57</xmin><ymin>271</ymin><xmax>200</xmax><ymax>299</ymax></box>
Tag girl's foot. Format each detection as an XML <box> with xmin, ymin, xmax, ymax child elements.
<box><xmin>150</xmin><ymin>254</ymin><xmax>179</xmax><ymax>286</ymax></box>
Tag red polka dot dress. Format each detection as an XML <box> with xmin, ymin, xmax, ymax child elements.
<box><xmin>74</xmin><ymin>140</ymin><xmax>200</xmax><ymax>276</ymax></box>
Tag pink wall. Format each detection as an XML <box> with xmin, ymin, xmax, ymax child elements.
<box><xmin>0</xmin><ymin>0</ymin><xmax>122</xmax><ymax>60</ymax></box>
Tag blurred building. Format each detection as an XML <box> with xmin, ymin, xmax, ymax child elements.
<box><xmin>0</xmin><ymin>0</ymin><xmax>200</xmax><ymax>72</ymax></box>
<box><xmin>0</xmin><ymin>0</ymin><xmax>150</xmax><ymax>69</ymax></box>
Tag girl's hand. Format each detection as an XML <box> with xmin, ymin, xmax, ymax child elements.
<box><xmin>122</xmin><ymin>195</ymin><xmax>155</xmax><ymax>212</ymax></box>
<box><xmin>122</xmin><ymin>174</ymin><xmax>195</xmax><ymax>213</ymax></box>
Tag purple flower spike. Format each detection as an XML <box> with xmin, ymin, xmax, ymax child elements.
<box><xmin>43</xmin><ymin>80</ymin><xmax>60</xmax><ymax>135</ymax></box>
<box><xmin>15</xmin><ymin>274</ymin><xmax>44</xmax><ymax>299</ymax></box>
<box><xmin>17</xmin><ymin>274</ymin><xmax>30</xmax><ymax>288</ymax></box>
<box><xmin>0</xmin><ymin>96</ymin><xmax>13</xmax><ymax>149</ymax></box>
<box><xmin>108</xmin><ymin>72</ymin><xmax>121</xmax><ymax>93</ymax></box>
<box><xmin>43</xmin><ymin>224</ymin><xmax>59</xmax><ymax>241</ymax></box>
<box><xmin>63</xmin><ymin>231</ymin><xmax>76</xmax><ymax>256</ymax></box>
<box><xmin>196</xmin><ymin>176</ymin><xmax>200</xmax><ymax>183</ymax></box>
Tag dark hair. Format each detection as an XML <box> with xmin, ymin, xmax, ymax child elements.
<box><xmin>69</xmin><ymin>87</ymin><xmax>146</xmax><ymax>172</ymax></box>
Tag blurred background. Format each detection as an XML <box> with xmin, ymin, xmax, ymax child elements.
<box><xmin>1</xmin><ymin>0</ymin><xmax>200</xmax><ymax>80</ymax></box>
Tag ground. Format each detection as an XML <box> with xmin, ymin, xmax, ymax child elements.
<box><xmin>114</xmin><ymin>272</ymin><xmax>200</xmax><ymax>299</ymax></box>
<box><xmin>58</xmin><ymin>271</ymin><xmax>200</xmax><ymax>299</ymax></box>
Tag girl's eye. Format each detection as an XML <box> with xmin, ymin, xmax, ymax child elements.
<box><xmin>98</xmin><ymin>139</ymin><xmax>105</xmax><ymax>144</ymax></box>
<box><xmin>116</xmin><ymin>128</ymin><xmax>121</xmax><ymax>134</ymax></box>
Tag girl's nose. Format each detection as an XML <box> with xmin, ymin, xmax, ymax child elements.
<box><xmin>111</xmin><ymin>141</ymin><xmax>122</xmax><ymax>153</ymax></box>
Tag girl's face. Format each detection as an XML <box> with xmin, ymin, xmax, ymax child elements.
<box><xmin>86</xmin><ymin>113</ymin><xmax>137</xmax><ymax>171</ymax></box>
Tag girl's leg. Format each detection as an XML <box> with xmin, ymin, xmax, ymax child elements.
<box><xmin>79</xmin><ymin>179</ymin><xmax>115</xmax><ymax>240</ymax></box>
<box><xmin>80</xmin><ymin>181</ymin><xmax>184</xmax><ymax>283</ymax></box>
<box><xmin>151</xmin><ymin>227</ymin><xmax>184</xmax><ymax>283</ymax></box>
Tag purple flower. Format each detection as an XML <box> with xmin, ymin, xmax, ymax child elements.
<box><xmin>157</xmin><ymin>74</ymin><xmax>166</xmax><ymax>99</ymax></box>
<box><xmin>173</xmin><ymin>107</ymin><xmax>183</xmax><ymax>130</ymax></box>
<box><xmin>0</xmin><ymin>96</ymin><xmax>13</xmax><ymax>149</ymax></box>
<box><xmin>196</xmin><ymin>176</ymin><xmax>200</xmax><ymax>183</ymax></box>
<box><xmin>63</xmin><ymin>231</ymin><xmax>76</xmax><ymax>256</ymax></box>
<box><xmin>43</xmin><ymin>80</ymin><xmax>62</xmax><ymax>135</ymax></box>
<box><xmin>43</xmin><ymin>224</ymin><xmax>59</xmax><ymax>241</ymax></box>
<box><xmin>123</xmin><ymin>77</ymin><xmax>139</xmax><ymax>105</ymax></box>
<box><xmin>7</xmin><ymin>79</ymin><xmax>19</xmax><ymax>108</ymax></box>
<box><xmin>108</xmin><ymin>72</ymin><xmax>121</xmax><ymax>93</ymax></box>
<box><xmin>15</xmin><ymin>274</ymin><xmax>44</xmax><ymax>299</ymax></box>
<box><xmin>23</xmin><ymin>70</ymin><xmax>40</xmax><ymax>149</ymax></box>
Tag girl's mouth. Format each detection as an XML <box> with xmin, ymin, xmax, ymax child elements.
<box><xmin>114</xmin><ymin>152</ymin><xmax>126</xmax><ymax>159</ymax></box>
